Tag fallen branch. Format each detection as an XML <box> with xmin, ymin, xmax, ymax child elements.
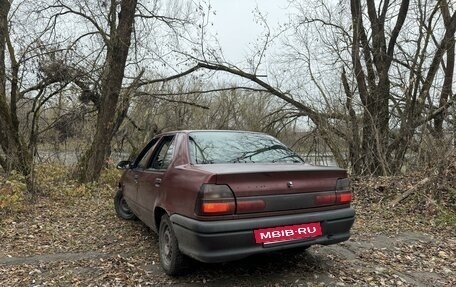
<box><xmin>390</xmin><ymin>177</ymin><xmax>431</xmax><ymax>207</ymax></box>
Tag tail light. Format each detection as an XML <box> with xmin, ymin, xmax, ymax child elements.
<box><xmin>196</xmin><ymin>184</ymin><xmax>235</xmax><ymax>215</ymax></box>
<box><xmin>315</xmin><ymin>193</ymin><xmax>336</xmax><ymax>205</ymax></box>
<box><xmin>315</xmin><ymin>178</ymin><xmax>352</xmax><ymax>206</ymax></box>
<box><xmin>336</xmin><ymin>178</ymin><xmax>350</xmax><ymax>191</ymax></box>
<box><xmin>336</xmin><ymin>178</ymin><xmax>352</xmax><ymax>204</ymax></box>
<box><xmin>237</xmin><ymin>199</ymin><xmax>266</xmax><ymax>213</ymax></box>
<box><xmin>336</xmin><ymin>192</ymin><xmax>352</xmax><ymax>203</ymax></box>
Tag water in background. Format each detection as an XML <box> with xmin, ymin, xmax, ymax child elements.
<box><xmin>36</xmin><ymin>150</ymin><xmax>338</xmax><ymax>167</ymax></box>
<box><xmin>35</xmin><ymin>150</ymin><xmax>130</xmax><ymax>166</ymax></box>
<box><xmin>303</xmin><ymin>153</ymin><xmax>338</xmax><ymax>167</ymax></box>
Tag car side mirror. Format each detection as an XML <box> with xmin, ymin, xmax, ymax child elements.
<box><xmin>117</xmin><ymin>160</ymin><xmax>131</xmax><ymax>170</ymax></box>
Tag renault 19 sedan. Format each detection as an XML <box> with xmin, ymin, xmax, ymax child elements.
<box><xmin>115</xmin><ymin>130</ymin><xmax>355</xmax><ymax>275</ymax></box>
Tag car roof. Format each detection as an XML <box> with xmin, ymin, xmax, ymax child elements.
<box><xmin>155</xmin><ymin>130</ymin><xmax>267</xmax><ymax>136</ymax></box>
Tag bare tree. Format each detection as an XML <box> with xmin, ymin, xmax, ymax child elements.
<box><xmin>0</xmin><ymin>1</ymin><xmax>75</xmax><ymax>191</ymax></box>
<box><xmin>176</xmin><ymin>0</ymin><xmax>455</xmax><ymax>175</ymax></box>
<box><xmin>433</xmin><ymin>0</ymin><xmax>455</xmax><ymax>138</ymax></box>
<box><xmin>35</xmin><ymin>0</ymin><xmax>199</xmax><ymax>182</ymax></box>
<box><xmin>0</xmin><ymin>0</ymin><xmax>31</xmax><ymax>179</ymax></box>
<box><xmin>115</xmin><ymin>77</ymin><xmax>298</xmax><ymax>158</ymax></box>
<box><xmin>67</xmin><ymin>0</ymin><xmax>139</xmax><ymax>182</ymax></box>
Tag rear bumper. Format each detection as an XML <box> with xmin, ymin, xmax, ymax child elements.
<box><xmin>170</xmin><ymin>207</ymin><xmax>355</xmax><ymax>263</ymax></box>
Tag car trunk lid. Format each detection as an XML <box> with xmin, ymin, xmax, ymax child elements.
<box><xmin>194</xmin><ymin>163</ymin><xmax>349</xmax><ymax>213</ymax></box>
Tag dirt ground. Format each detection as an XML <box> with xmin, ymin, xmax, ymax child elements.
<box><xmin>0</xmin><ymin>184</ymin><xmax>455</xmax><ymax>287</ymax></box>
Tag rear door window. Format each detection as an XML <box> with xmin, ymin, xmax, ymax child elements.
<box><xmin>149</xmin><ymin>135</ymin><xmax>175</xmax><ymax>170</ymax></box>
<box><xmin>134</xmin><ymin>138</ymin><xmax>159</xmax><ymax>169</ymax></box>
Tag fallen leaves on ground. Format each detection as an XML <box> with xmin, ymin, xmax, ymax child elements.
<box><xmin>0</xmin><ymin>166</ymin><xmax>455</xmax><ymax>286</ymax></box>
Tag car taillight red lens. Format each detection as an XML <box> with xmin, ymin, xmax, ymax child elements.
<box><xmin>316</xmin><ymin>178</ymin><xmax>352</xmax><ymax>205</ymax></box>
<box><xmin>336</xmin><ymin>178</ymin><xmax>352</xmax><ymax>204</ymax></box>
<box><xmin>315</xmin><ymin>194</ymin><xmax>336</xmax><ymax>205</ymax></box>
<box><xmin>201</xmin><ymin>202</ymin><xmax>235</xmax><ymax>214</ymax></box>
<box><xmin>237</xmin><ymin>199</ymin><xmax>266</xmax><ymax>213</ymax></box>
<box><xmin>336</xmin><ymin>192</ymin><xmax>352</xmax><ymax>203</ymax></box>
<box><xmin>196</xmin><ymin>184</ymin><xmax>236</xmax><ymax>215</ymax></box>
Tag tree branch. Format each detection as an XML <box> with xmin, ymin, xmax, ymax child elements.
<box><xmin>47</xmin><ymin>3</ymin><xmax>109</xmax><ymax>45</ymax></box>
<box><xmin>386</xmin><ymin>0</ymin><xmax>410</xmax><ymax>64</ymax></box>
<box><xmin>135</xmin><ymin>86</ymin><xmax>268</xmax><ymax>97</ymax></box>
<box><xmin>136</xmin><ymin>91</ymin><xmax>209</xmax><ymax>109</ymax></box>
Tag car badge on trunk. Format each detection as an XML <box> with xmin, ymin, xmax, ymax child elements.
<box><xmin>287</xmin><ymin>181</ymin><xmax>294</xmax><ymax>188</ymax></box>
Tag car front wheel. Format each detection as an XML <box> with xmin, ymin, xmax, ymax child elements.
<box><xmin>159</xmin><ymin>214</ymin><xmax>186</xmax><ymax>275</ymax></box>
<box><xmin>114</xmin><ymin>189</ymin><xmax>136</xmax><ymax>220</ymax></box>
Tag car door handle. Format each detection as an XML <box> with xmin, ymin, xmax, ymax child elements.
<box><xmin>134</xmin><ymin>174</ymin><xmax>139</xmax><ymax>184</ymax></box>
<box><xmin>155</xmin><ymin>178</ymin><xmax>162</xmax><ymax>187</ymax></box>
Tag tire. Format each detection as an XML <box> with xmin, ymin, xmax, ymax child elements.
<box><xmin>114</xmin><ymin>189</ymin><xmax>136</xmax><ymax>220</ymax></box>
<box><xmin>159</xmin><ymin>214</ymin><xmax>186</xmax><ymax>275</ymax></box>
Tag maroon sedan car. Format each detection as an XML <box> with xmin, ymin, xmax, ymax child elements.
<box><xmin>115</xmin><ymin>130</ymin><xmax>355</xmax><ymax>275</ymax></box>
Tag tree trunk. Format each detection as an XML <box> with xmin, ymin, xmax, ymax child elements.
<box><xmin>342</xmin><ymin>67</ymin><xmax>363</xmax><ymax>174</ymax></box>
<box><xmin>0</xmin><ymin>0</ymin><xmax>33</xmax><ymax>188</ymax></box>
<box><xmin>390</xmin><ymin>4</ymin><xmax>456</xmax><ymax>173</ymax></box>
<box><xmin>76</xmin><ymin>0</ymin><xmax>137</xmax><ymax>182</ymax></box>
<box><xmin>348</xmin><ymin>0</ymin><xmax>410</xmax><ymax>175</ymax></box>
<box><xmin>433</xmin><ymin>0</ymin><xmax>455</xmax><ymax>138</ymax></box>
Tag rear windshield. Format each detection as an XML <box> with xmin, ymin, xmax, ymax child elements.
<box><xmin>188</xmin><ymin>131</ymin><xmax>304</xmax><ymax>164</ymax></box>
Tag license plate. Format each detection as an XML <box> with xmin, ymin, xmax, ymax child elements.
<box><xmin>254</xmin><ymin>222</ymin><xmax>322</xmax><ymax>244</ymax></box>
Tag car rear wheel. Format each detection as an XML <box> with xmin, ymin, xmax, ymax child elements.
<box><xmin>159</xmin><ymin>214</ymin><xmax>186</xmax><ymax>275</ymax></box>
<box><xmin>114</xmin><ymin>189</ymin><xmax>136</xmax><ymax>220</ymax></box>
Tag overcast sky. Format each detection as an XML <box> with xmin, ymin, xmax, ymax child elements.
<box><xmin>208</xmin><ymin>0</ymin><xmax>290</xmax><ymax>63</ymax></box>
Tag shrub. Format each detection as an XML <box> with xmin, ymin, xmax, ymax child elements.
<box><xmin>0</xmin><ymin>172</ymin><xmax>27</xmax><ymax>212</ymax></box>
